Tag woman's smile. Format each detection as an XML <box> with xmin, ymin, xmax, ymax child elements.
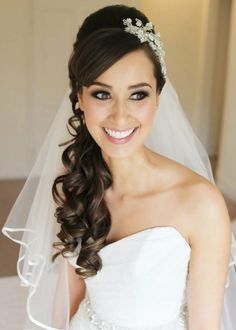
<box><xmin>102</xmin><ymin>126</ymin><xmax>140</xmax><ymax>144</ymax></box>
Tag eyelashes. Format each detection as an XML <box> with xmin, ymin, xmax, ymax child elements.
<box><xmin>131</xmin><ymin>91</ymin><xmax>149</xmax><ymax>100</ymax></box>
<box><xmin>90</xmin><ymin>90</ymin><xmax>149</xmax><ymax>101</ymax></box>
<box><xmin>91</xmin><ymin>91</ymin><xmax>110</xmax><ymax>100</ymax></box>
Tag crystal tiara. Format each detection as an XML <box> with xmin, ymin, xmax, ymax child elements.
<box><xmin>123</xmin><ymin>18</ymin><xmax>167</xmax><ymax>79</ymax></box>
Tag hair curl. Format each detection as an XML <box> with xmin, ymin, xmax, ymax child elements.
<box><xmin>52</xmin><ymin>4</ymin><xmax>166</xmax><ymax>279</ymax></box>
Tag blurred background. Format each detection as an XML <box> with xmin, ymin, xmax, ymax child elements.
<box><xmin>0</xmin><ymin>1</ymin><xmax>235</xmax><ymax>325</ymax></box>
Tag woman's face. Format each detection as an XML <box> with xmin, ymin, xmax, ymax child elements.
<box><xmin>77</xmin><ymin>49</ymin><xmax>159</xmax><ymax>159</ymax></box>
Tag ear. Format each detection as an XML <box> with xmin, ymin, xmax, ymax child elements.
<box><xmin>77</xmin><ymin>92</ymin><xmax>84</xmax><ymax>112</ymax></box>
<box><xmin>155</xmin><ymin>93</ymin><xmax>160</xmax><ymax>108</ymax></box>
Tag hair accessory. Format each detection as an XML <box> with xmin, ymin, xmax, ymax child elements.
<box><xmin>123</xmin><ymin>18</ymin><xmax>167</xmax><ymax>79</ymax></box>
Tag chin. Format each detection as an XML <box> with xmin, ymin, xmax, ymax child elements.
<box><xmin>100</xmin><ymin>143</ymin><xmax>142</xmax><ymax>160</ymax></box>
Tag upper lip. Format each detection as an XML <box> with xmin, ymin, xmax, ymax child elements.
<box><xmin>103</xmin><ymin>126</ymin><xmax>138</xmax><ymax>132</ymax></box>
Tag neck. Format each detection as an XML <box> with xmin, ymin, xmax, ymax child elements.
<box><xmin>101</xmin><ymin>145</ymin><xmax>161</xmax><ymax>199</ymax></box>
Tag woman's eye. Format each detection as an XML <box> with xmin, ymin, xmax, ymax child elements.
<box><xmin>91</xmin><ymin>91</ymin><xmax>111</xmax><ymax>100</ymax></box>
<box><xmin>90</xmin><ymin>90</ymin><xmax>148</xmax><ymax>101</ymax></box>
<box><xmin>130</xmin><ymin>91</ymin><xmax>149</xmax><ymax>100</ymax></box>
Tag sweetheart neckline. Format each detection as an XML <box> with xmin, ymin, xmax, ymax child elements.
<box><xmin>100</xmin><ymin>226</ymin><xmax>191</xmax><ymax>252</ymax></box>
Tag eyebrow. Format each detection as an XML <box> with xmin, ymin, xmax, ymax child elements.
<box><xmin>89</xmin><ymin>81</ymin><xmax>152</xmax><ymax>90</ymax></box>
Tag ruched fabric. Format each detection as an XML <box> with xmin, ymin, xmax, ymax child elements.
<box><xmin>68</xmin><ymin>226</ymin><xmax>191</xmax><ymax>329</ymax></box>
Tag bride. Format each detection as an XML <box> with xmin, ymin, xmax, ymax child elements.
<box><xmin>2</xmin><ymin>4</ymin><xmax>236</xmax><ymax>330</ymax></box>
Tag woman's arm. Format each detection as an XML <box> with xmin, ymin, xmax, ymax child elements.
<box><xmin>67</xmin><ymin>260</ymin><xmax>86</xmax><ymax>320</ymax></box>
<box><xmin>187</xmin><ymin>182</ymin><xmax>232</xmax><ymax>330</ymax></box>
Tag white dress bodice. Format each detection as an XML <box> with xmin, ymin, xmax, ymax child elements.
<box><xmin>68</xmin><ymin>226</ymin><xmax>191</xmax><ymax>329</ymax></box>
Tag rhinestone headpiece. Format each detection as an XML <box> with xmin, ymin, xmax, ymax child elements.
<box><xmin>123</xmin><ymin>18</ymin><xmax>167</xmax><ymax>79</ymax></box>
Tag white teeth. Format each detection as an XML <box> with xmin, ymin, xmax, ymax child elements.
<box><xmin>104</xmin><ymin>127</ymin><xmax>136</xmax><ymax>139</ymax></box>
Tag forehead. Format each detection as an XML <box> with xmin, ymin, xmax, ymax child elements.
<box><xmin>94</xmin><ymin>49</ymin><xmax>156</xmax><ymax>87</ymax></box>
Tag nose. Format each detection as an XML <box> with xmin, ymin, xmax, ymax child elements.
<box><xmin>111</xmin><ymin>101</ymin><xmax>129</xmax><ymax>123</ymax></box>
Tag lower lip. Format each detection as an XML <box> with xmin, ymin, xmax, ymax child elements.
<box><xmin>103</xmin><ymin>127</ymin><xmax>139</xmax><ymax>144</ymax></box>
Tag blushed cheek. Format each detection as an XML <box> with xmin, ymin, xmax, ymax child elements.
<box><xmin>83</xmin><ymin>105</ymin><xmax>107</xmax><ymax>133</ymax></box>
<box><xmin>136</xmin><ymin>105</ymin><xmax>156</xmax><ymax>125</ymax></box>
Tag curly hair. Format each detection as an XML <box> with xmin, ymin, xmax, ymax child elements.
<box><xmin>52</xmin><ymin>4</ymin><xmax>166</xmax><ymax>279</ymax></box>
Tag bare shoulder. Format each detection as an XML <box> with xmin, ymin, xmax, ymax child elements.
<box><xmin>163</xmin><ymin>163</ymin><xmax>233</xmax><ymax>325</ymax></box>
<box><xmin>176</xmin><ymin>167</ymin><xmax>232</xmax><ymax>250</ymax></box>
<box><xmin>176</xmin><ymin>167</ymin><xmax>233</xmax><ymax>319</ymax></box>
<box><xmin>157</xmin><ymin>154</ymin><xmax>232</xmax><ymax>247</ymax></box>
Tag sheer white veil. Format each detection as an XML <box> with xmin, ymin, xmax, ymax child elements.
<box><xmin>2</xmin><ymin>77</ymin><xmax>236</xmax><ymax>329</ymax></box>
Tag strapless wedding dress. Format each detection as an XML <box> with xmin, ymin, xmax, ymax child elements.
<box><xmin>68</xmin><ymin>226</ymin><xmax>191</xmax><ymax>329</ymax></box>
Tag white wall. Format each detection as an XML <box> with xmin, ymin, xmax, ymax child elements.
<box><xmin>216</xmin><ymin>0</ymin><xmax>236</xmax><ymax>200</ymax></box>
<box><xmin>0</xmin><ymin>0</ymin><xmax>32</xmax><ymax>177</ymax></box>
<box><xmin>139</xmin><ymin>0</ymin><xmax>230</xmax><ymax>153</ymax></box>
<box><xmin>0</xmin><ymin>0</ymin><xmax>139</xmax><ymax>178</ymax></box>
